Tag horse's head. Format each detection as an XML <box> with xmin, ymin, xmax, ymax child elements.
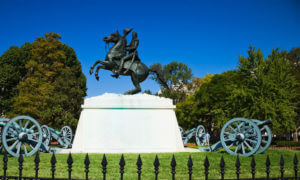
<box><xmin>103</xmin><ymin>31</ymin><xmax>122</xmax><ymax>44</ymax></box>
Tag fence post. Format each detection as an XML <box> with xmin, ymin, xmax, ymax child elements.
<box><xmin>18</xmin><ymin>153</ymin><xmax>24</xmax><ymax>180</ymax></box>
<box><xmin>67</xmin><ymin>152</ymin><xmax>73</xmax><ymax>180</ymax></box>
<box><xmin>101</xmin><ymin>154</ymin><xmax>108</xmax><ymax>180</ymax></box>
<box><xmin>280</xmin><ymin>155</ymin><xmax>284</xmax><ymax>180</ymax></box>
<box><xmin>204</xmin><ymin>156</ymin><xmax>210</xmax><ymax>180</ymax></box>
<box><xmin>170</xmin><ymin>154</ymin><xmax>176</xmax><ymax>180</ymax></box>
<box><xmin>251</xmin><ymin>156</ymin><xmax>256</xmax><ymax>180</ymax></box>
<box><xmin>235</xmin><ymin>155</ymin><xmax>240</xmax><ymax>180</ymax></box>
<box><xmin>153</xmin><ymin>155</ymin><xmax>160</xmax><ymax>180</ymax></box>
<box><xmin>119</xmin><ymin>154</ymin><xmax>125</xmax><ymax>180</ymax></box>
<box><xmin>220</xmin><ymin>156</ymin><xmax>225</xmax><ymax>180</ymax></box>
<box><xmin>3</xmin><ymin>151</ymin><xmax>8</xmax><ymax>180</ymax></box>
<box><xmin>34</xmin><ymin>152</ymin><xmax>40</xmax><ymax>180</ymax></box>
<box><xmin>187</xmin><ymin>155</ymin><xmax>193</xmax><ymax>180</ymax></box>
<box><xmin>136</xmin><ymin>154</ymin><xmax>142</xmax><ymax>180</ymax></box>
<box><xmin>51</xmin><ymin>152</ymin><xmax>56</xmax><ymax>180</ymax></box>
<box><xmin>84</xmin><ymin>153</ymin><xmax>90</xmax><ymax>180</ymax></box>
<box><xmin>266</xmin><ymin>155</ymin><xmax>270</xmax><ymax>180</ymax></box>
<box><xmin>294</xmin><ymin>154</ymin><xmax>298</xmax><ymax>180</ymax></box>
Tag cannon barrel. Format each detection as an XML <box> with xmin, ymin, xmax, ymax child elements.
<box><xmin>253</xmin><ymin>118</ymin><xmax>272</xmax><ymax>127</ymax></box>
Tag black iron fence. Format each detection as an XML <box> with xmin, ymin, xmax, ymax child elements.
<box><xmin>0</xmin><ymin>152</ymin><xmax>299</xmax><ymax>180</ymax></box>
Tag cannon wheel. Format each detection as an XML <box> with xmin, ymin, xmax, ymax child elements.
<box><xmin>1</xmin><ymin>116</ymin><xmax>42</xmax><ymax>157</ymax></box>
<box><xmin>195</xmin><ymin>125</ymin><xmax>206</xmax><ymax>146</ymax></box>
<box><xmin>252</xmin><ymin>119</ymin><xmax>272</xmax><ymax>154</ymax></box>
<box><xmin>0</xmin><ymin>118</ymin><xmax>10</xmax><ymax>153</ymax></box>
<box><xmin>179</xmin><ymin>126</ymin><xmax>184</xmax><ymax>136</ymax></box>
<box><xmin>220</xmin><ymin>118</ymin><xmax>262</xmax><ymax>157</ymax></box>
<box><xmin>60</xmin><ymin>126</ymin><xmax>72</xmax><ymax>148</ymax></box>
<box><xmin>41</xmin><ymin>125</ymin><xmax>51</xmax><ymax>147</ymax></box>
<box><xmin>179</xmin><ymin>126</ymin><xmax>185</xmax><ymax>142</ymax></box>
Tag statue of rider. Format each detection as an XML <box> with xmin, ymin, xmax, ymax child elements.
<box><xmin>113</xmin><ymin>31</ymin><xmax>140</xmax><ymax>78</ymax></box>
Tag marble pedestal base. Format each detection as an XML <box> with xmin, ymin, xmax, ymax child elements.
<box><xmin>70</xmin><ymin>93</ymin><xmax>185</xmax><ymax>153</ymax></box>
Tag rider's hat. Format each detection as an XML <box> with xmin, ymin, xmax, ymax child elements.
<box><xmin>123</xmin><ymin>28</ymin><xmax>133</xmax><ymax>37</ymax></box>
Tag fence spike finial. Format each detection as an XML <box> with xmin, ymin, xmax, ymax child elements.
<box><xmin>220</xmin><ymin>156</ymin><xmax>225</xmax><ymax>180</ymax></box>
<box><xmin>154</xmin><ymin>155</ymin><xmax>160</xmax><ymax>180</ymax></box>
<box><xmin>251</xmin><ymin>156</ymin><xmax>256</xmax><ymax>179</ymax></box>
<box><xmin>3</xmin><ymin>151</ymin><xmax>8</xmax><ymax>179</ymax></box>
<box><xmin>187</xmin><ymin>155</ymin><xmax>193</xmax><ymax>180</ymax></box>
<box><xmin>119</xmin><ymin>154</ymin><xmax>125</xmax><ymax>180</ymax></box>
<box><xmin>67</xmin><ymin>152</ymin><xmax>73</xmax><ymax>180</ymax></box>
<box><xmin>266</xmin><ymin>155</ymin><xmax>270</xmax><ymax>180</ymax></box>
<box><xmin>136</xmin><ymin>154</ymin><xmax>142</xmax><ymax>180</ymax></box>
<box><xmin>34</xmin><ymin>152</ymin><xmax>40</xmax><ymax>179</ymax></box>
<box><xmin>51</xmin><ymin>152</ymin><xmax>56</xmax><ymax>179</ymax></box>
<box><xmin>84</xmin><ymin>153</ymin><xmax>90</xmax><ymax>180</ymax></box>
<box><xmin>204</xmin><ymin>156</ymin><xmax>210</xmax><ymax>180</ymax></box>
<box><xmin>280</xmin><ymin>155</ymin><xmax>284</xmax><ymax>179</ymax></box>
<box><xmin>171</xmin><ymin>154</ymin><xmax>176</xmax><ymax>180</ymax></box>
<box><xmin>235</xmin><ymin>155</ymin><xmax>240</xmax><ymax>180</ymax></box>
<box><xmin>19</xmin><ymin>153</ymin><xmax>24</xmax><ymax>179</ymax></box>
<box><xmin>102</xmin><ymin>154</ymin><xmax>108</xmax><ymax>180</ymax></box>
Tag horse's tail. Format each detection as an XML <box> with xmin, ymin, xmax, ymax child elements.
<box><xmin>149</xmin><ymin>66</ymin><xmax>169</xmax><ymax>89</ymax></box>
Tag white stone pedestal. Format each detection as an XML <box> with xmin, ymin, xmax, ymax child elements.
<box><xmin>70</xmin><ymin>93</ymin><xmax>185</xmax><ymax>153</ymax></box>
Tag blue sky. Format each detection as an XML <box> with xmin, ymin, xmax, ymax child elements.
<box><xmin>0</xmin><ymin>0</ymin><xmax>299</xmax><ymax>97</ymax></box>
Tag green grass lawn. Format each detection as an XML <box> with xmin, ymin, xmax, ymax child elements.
<box><xmin>0</xmin><ymin>149</ymin><xmax>299</xmax><ymax>180</ymax></box>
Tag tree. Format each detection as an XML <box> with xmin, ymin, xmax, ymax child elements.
<box><xmin>150</xmin><ymin>61</ymin><xmax>193</xmax><ymax>104</ymax></box>
<box><xmin>287</xmin><ymin>47</ymin><xmax>300</xmax><ymax>141</ymax></box>
<box><xmin>0</xmin><ymin>43</ymin><xmax>31</xmax><ymax>115</ymax></box>
<box><xmin>176</xmin><ymin>46</ymin><xmax>297</xmax><ymax>136</ymax></box>
<box><xmin>193</xmin><ymin>71</ymin><xmax>241</xmax><ymax>130</ymax></box>
<box><xmin>11</xmin><ymin>32</ymin><xmax>86</xmax><ymax>129</ymax></box>
<box><xmin>175</xmin><ymin>73</ymin><xmax>215</xmax><ymax>129</ymax></box>
<box><xmin>234</xmin><ymin>46</ymin><xmax>296</xmax><ymax>135</ymax></box>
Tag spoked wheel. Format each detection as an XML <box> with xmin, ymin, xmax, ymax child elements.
<box><xmin>195</xmin><ymin>125</ymin><xmax>206</xmax><ymax>146</ymax></box>
<box><xmin>1</xmin><ymin>116</ymin><xmax>42</xmax><ymax>157</ymax></box>
<box><xmin>252</xmin><ymin>119</ymin><xmax>272</xmax><ymax>154</ymax></box>
<box><xmin>41</xmin><ymin>125</ymin><xmax>51</xmax><ymax>147</ymax></box>
<box><xmin>179</xmin><ymin>126</ymin><xmax>184</xmax><ymax>136</ymax></box>
<box><xmin>220</xmin><ymin>118</ymin><xmax>262</xmax><ymax>157</ymax></box>
<box><xmin>60</xmin><ymin>126</ymin><xmax>72</xmax><ymax>148</ymax></box>
<box><xmin>0</xmin><ymin>118</ymin><xmax>10</xmax><ymax>153</ymax></box>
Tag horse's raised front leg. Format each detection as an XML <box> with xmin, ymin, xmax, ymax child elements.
<box><xmin>125</xmin><ymin>74</ymin><xmax>141</xmax><ymax>95</ymax></box>
<box><xmin>95</xmin><ymin>65</ymin><xmax>105</xmax><ymax>81</ymax></box>
<box><xmin>90</xmin><ymin>60</ymin><xmax>103</xmax><ymax>75</ymax></box>
<box><xmin>90</xmin><ymin>60</ymin><xmax>109</xmax><ymax>74</ymax></box>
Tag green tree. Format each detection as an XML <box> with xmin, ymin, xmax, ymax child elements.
<box><xmin>234</xmin><ymin>47</ymin><xmax>296</xmax><ymax>135</ymax></box>
<box><xmin>176</xmin><ymin>46</ymin><xmax>297</xmax><ymax>136</ymax></box>
<box><xmin>150</xmin><ymin>61</ymin><xmax>193</xmax><ymax>104</ymax></box>
<box><xmin>0</xmin><ymin>43</ymin><xmax>31</xmax><ymax>115</ymax></box>
<box><xmin>175</xmin><ymin>73</ymin><xmax>216</xmax><ymax>129</ymax></box>
<box><xmin>11</xmin><ymin>32</ymin><xmax>86</xmax><ymax>129</ymax></box>
<box><xmin>193</xmin><ymin>71</ymin><xmax>241</xmax><ymax>130</ymax></box>
<box><xmin>287</xmin><ymin>47</ymin><xmax>300</xmax><ymax>141</ymax></box>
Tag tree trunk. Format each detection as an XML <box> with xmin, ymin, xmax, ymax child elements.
<box><xmin>293</xmin><ymin>127</ymin><xmax>300</xmax><ymax>142</ymax></box>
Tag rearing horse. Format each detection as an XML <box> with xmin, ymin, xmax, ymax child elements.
<box><xmin>90</xmin><ymin>30</ymin><xmax>169</xmax><ymax>94</ymax></box>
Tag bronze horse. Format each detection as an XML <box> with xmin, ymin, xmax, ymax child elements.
<box><xmin>90</xmin><ymin>30</ymin><xmax>168</xmax><ymax>94</ymax></box>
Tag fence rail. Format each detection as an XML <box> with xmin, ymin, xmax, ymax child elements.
<box><xmin>0</xmin><ymin>152</ymin><xmax>299</xmax><ymax>180</ymax></box>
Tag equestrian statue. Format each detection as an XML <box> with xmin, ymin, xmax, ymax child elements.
<box><xmin>90</xmin><ymin>28</ymin><xmax>169</xmax><ymax>94</ymax></box>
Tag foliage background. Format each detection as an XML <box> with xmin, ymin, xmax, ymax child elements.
<box><xmin>0</xmin><ymin>33</ymin><xmax>87</xmax><ymax>129</ymax></box>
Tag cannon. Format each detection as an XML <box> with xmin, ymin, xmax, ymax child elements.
<box><xmin>0</xmin><ymin>116</ymin><xmax>50</xmax><ymax>157</ymax></box>
<box><xmin>41</xmin><ymin>125</ymin><xmax>72</xmax><ymax>148</ymax></box>
<box><xmin>199</xmin><ymin>117</ymin><xmax>272</xmax><ymax>157</ymax></box>
<box><xmin>0</xmin><ymin>115</ymin><xmax>73</xmax><ymax>157</ymax></box>
<box><xmin>180</xmin><ymin>125</ymin><xmax>206</xmax><ymax>146</ymax></box>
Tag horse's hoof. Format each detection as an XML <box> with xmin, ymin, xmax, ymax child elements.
<box><xmin>89</xmin><ymin>69</ymin><xmax>93</xmax><ymax>75</ymax></box>
<box><xmin>96</xmin><ymin>76</ymin><xmax>99</xmax><ymax>81</ymax></box>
